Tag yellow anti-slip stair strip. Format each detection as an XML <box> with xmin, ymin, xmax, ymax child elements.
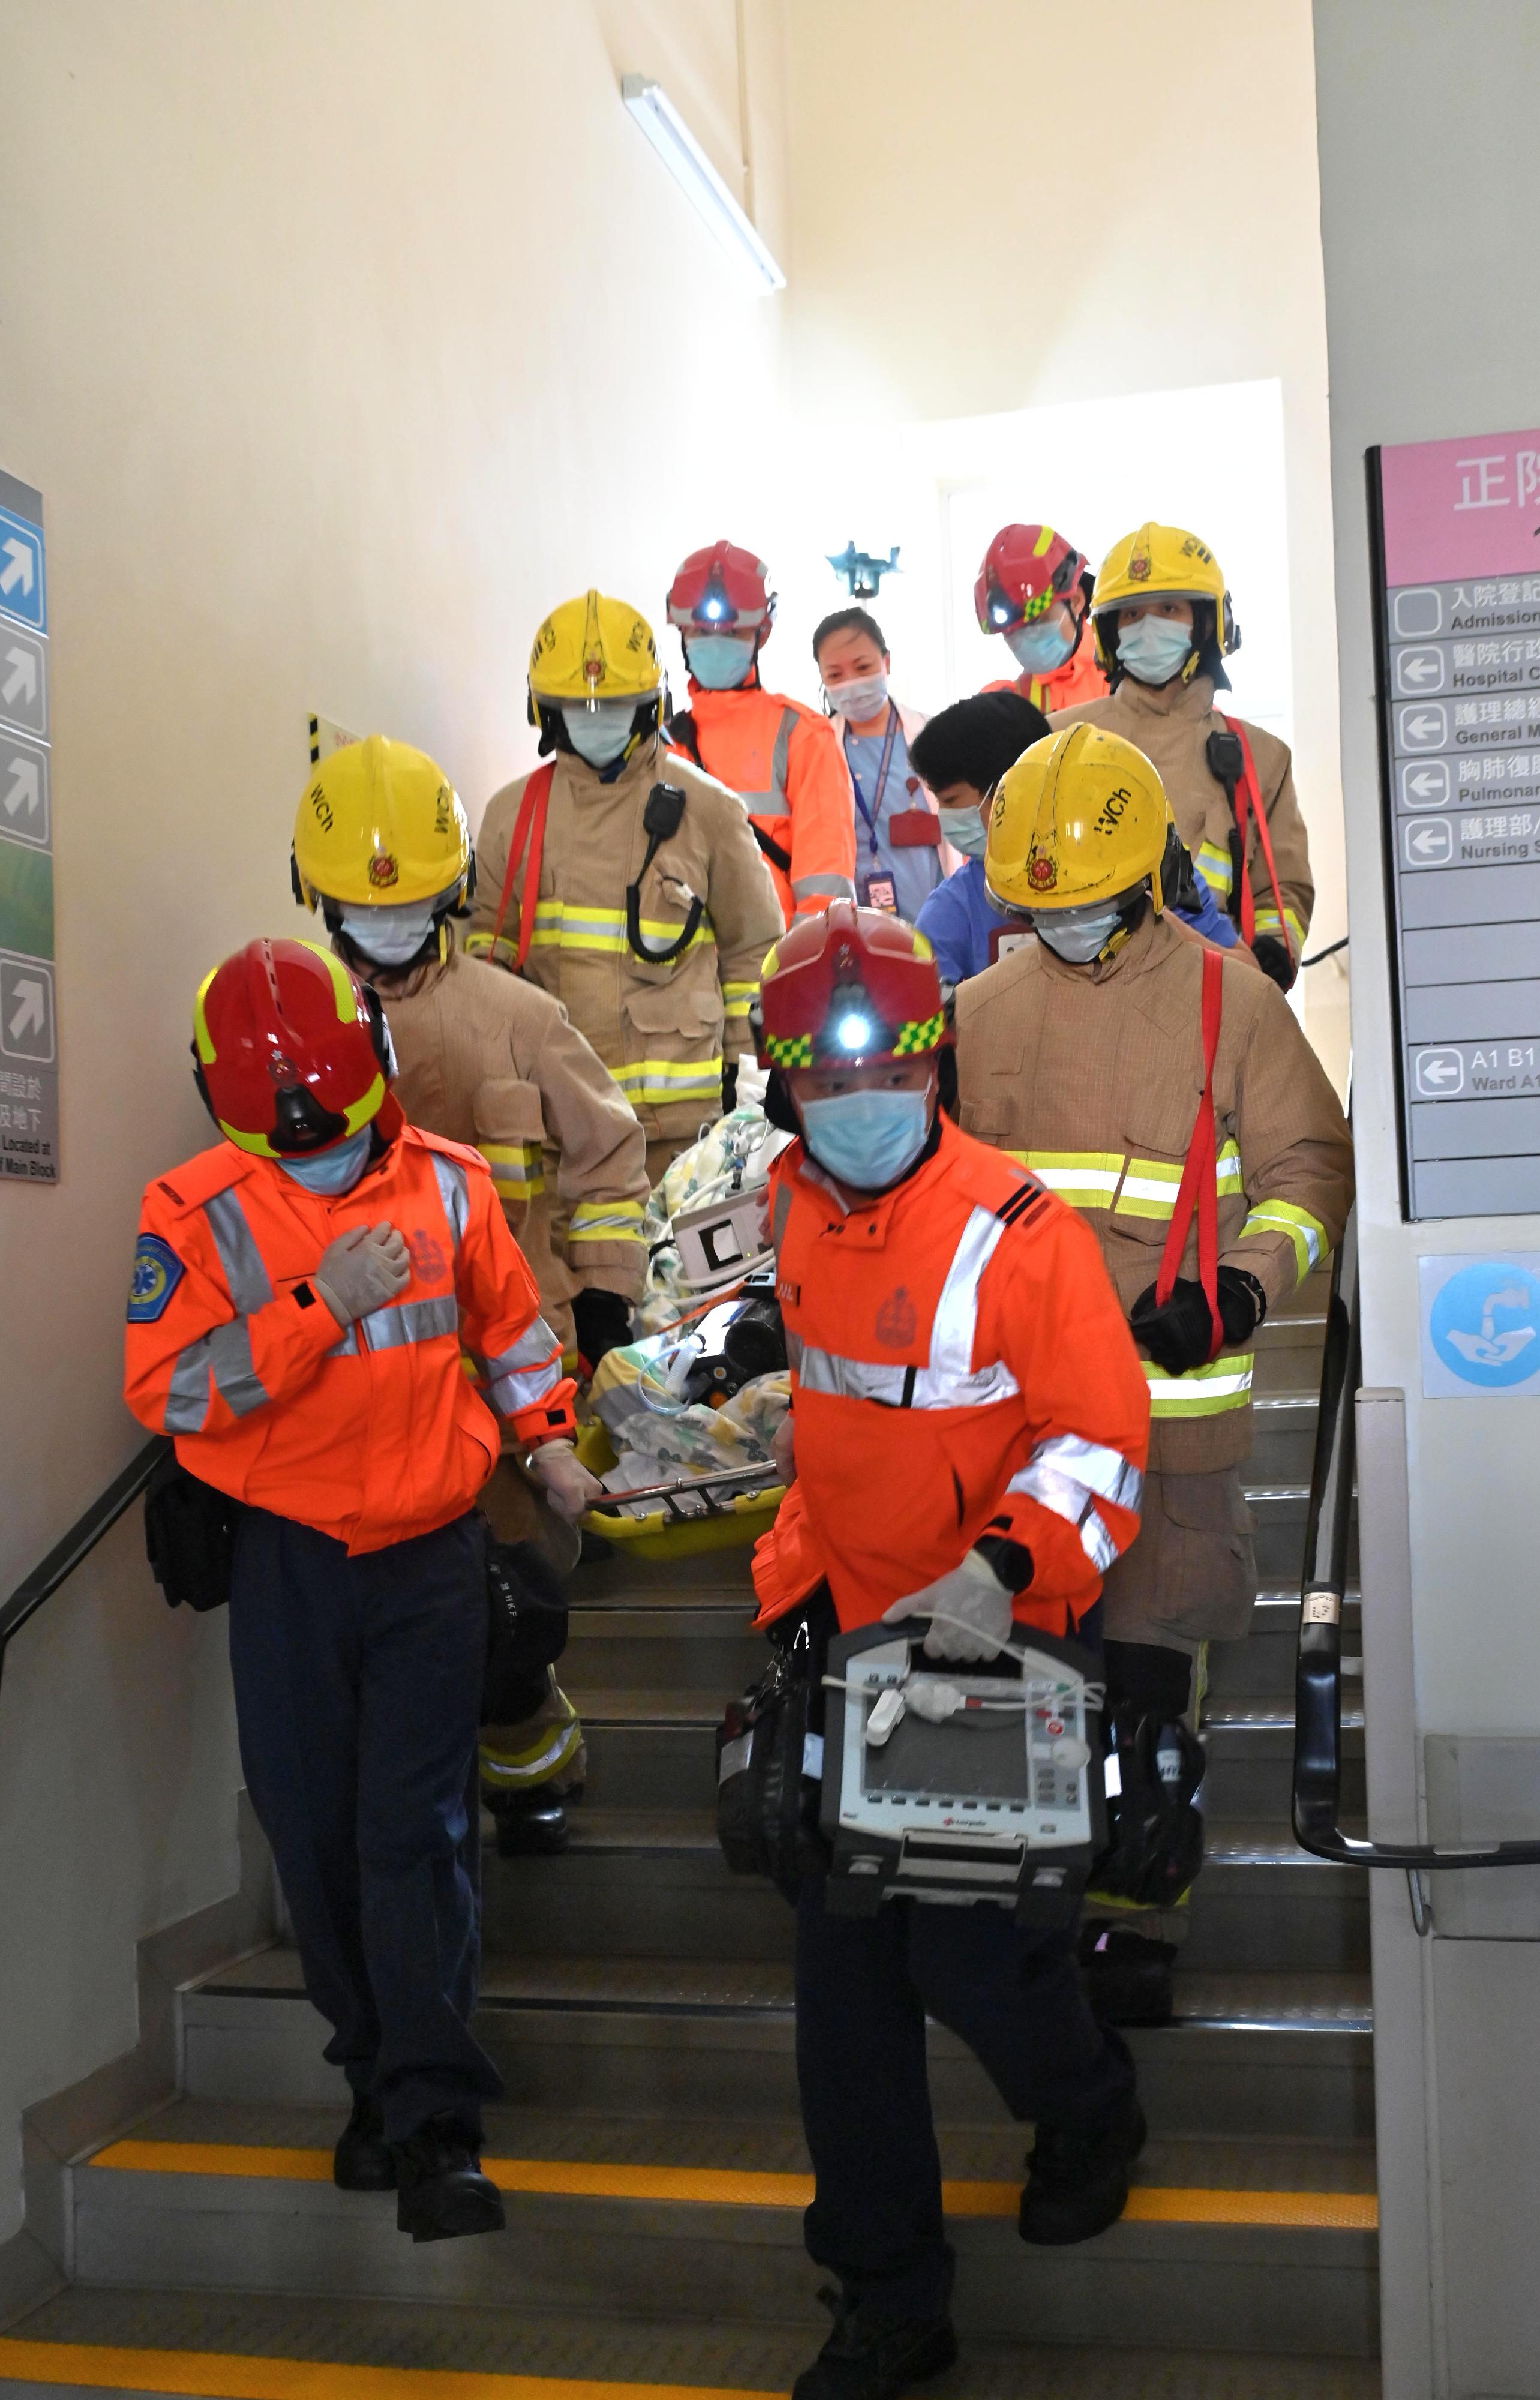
<box><xmin>88</xmin><ymin>2138</ymin><xmax>1377</xmax><ymax>2231</ymax></box>
<box><xmin>0</xmin><ymin>2344</ymin><xmax>771</xmax><ymax>2400</ymax></box>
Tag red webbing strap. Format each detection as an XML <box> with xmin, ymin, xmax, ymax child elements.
<box><xmin>490</xmin><ymin>763</ymin><xmax>554</xmax><ymax>973</ymax></box>
<box><xmin>1155</xmin><ymin>946</ymin><xmax>1224</xmax><ymax>1362</ymax></box>
<box><xmin>1221</xmin><ymin>713</ymin><xmax>1289</xmax><ymax>954</ymax></box>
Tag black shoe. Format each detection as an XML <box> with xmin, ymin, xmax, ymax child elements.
<box><xmin>490</xmin><ymin>1790</ymin><xmax>570</xmax><ymax>1856</ymax></box>
<box><xmin>791</xmin><ymin>2287</ymin><xmax>957</xmax><ymax>2400</ymax></box>
<box><xmin>334</xmin><ymin>2092</ymin><xmax>395</xmax><ymax>2191</ymax></box>
<box><xmin>1079</xmin><ymin>1925</ymin><xmax>1178</xmax><ymax>2027</ymax></box>
<box><xmin>1020</xmin><ymin>2090</ymin><xmax>1147</xmax><ymax>2246</ymax></box>
<box><xmin>392</xmin><ymin>2113</ymin><xmax>505</xmax><ymax>2243</ymax></box>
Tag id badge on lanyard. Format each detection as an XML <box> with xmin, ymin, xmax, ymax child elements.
<box><xmin>846</xmin><ymin>710</ymin><xmax>901</xmax><ymax>913</ymax></box>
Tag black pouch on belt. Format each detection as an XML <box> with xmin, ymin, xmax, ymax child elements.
<box><xmin>716</xmin><ymin>1586</ymin><xmax>836</xmax><ymax>1900</ymax></box>
<box><xmin>143</xmin><ymin>1450</ymin><xmax>242</xmax><ymax>1612</ymax></box>
<box><xmin>482</xmin><ymin>1532</ymin><xmax>571</xmax><ymax>1726</ymax></box>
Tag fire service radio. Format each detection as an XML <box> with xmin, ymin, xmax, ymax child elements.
<box><xmin>819</xmin><ymin>1618</ymin><xmax>1106</xmax><ymax>1927</ymax></box>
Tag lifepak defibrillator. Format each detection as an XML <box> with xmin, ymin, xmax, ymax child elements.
<box><xmin>819</xmin><ymin>1619</ymin><xmax>1106</xmax><ymax>1927</ymax></box>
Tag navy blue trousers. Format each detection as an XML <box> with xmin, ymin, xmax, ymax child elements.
<box><xmin>794</xmin><ymin>1883</ymin><xmax>1134</xmax><ymax>2323</ymax></box>
<box><xmin>228</xmin><ymin>1505</ymin><xmax>501</xmax><ymax>2144</ymax></box>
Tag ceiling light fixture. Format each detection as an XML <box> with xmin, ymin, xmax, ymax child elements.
<box><xmin>621</xmin><ymin>74</ymin><xmax>786</xmax><ymax>296</ymax></box>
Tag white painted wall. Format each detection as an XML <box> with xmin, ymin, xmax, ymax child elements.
<box><xmin>0</xmin><ymin>0</ymin><xmax>788</xmax><ymax>2245</ymax></box>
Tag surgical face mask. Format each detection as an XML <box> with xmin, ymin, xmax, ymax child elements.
<box><xmin>340</xmin><ymin>898</ymin><xmax>439</xmax><ymax>967</ymax></box>
<box><xmin>1005</xmin><ymin>616</ymin><xmax>1076</xmax><ymax>675</ymax></box>
<box><xmin>278</xmin><ymin>1126</ymin><xmax>373</xmax><ymax>1195</ymax></box>
<box><xmin>937</xmin><ymin>805</ymin><xmax>989</xmax><ymax>860</ymax></box>
<box><xmin>827</xmin><ymin>673</ymin><xmax>890</xmax><ymax>724</ymax></box>
<box><xmin>799</xmin><ymin>1087</ymin><xmax>932</xmax><ymax>1190</ymax></box>
<box><xmin>561</xmin><ymin>700</ymin><xmax>638</xmax><ymax>768</ymax></box>
<box><xmin>1032</xmin><ymin>904</ymin><xmax>1124</xmax><ymax>965</ymax></box>
<box><xmin>1116</xmin><ymin>614</ymin><xmax>1194</xmax><ymax>686</ymax></box>
<box><xmin>686</xmin><ymin>633</ymin><xmax>757</xmax><ymax>691</ymax></box>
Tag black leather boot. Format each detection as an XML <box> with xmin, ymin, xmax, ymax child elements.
<box><xmin>332</xmin><ymin>2092</ymin><xmax>394</xmax><ymax>2192</ymax></box>
<box><xmin>791</xmin><ymin>2288</ymin><xmax>957</xmax><ymax>2400</ymax></box>
<box><xmin>1019</xmin><ymin>2087</ymin><xmax>1147</xmax><ymax>2246</ymax></box>
<box><xmin>392</xmin><ymin>2114</ymin><xmax>505</xmax><ymax>2242</ymax></box>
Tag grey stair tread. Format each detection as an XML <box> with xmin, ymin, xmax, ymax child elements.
<box><xmin>1206</xmin><ymin>1702</ymin><xmax>1365</xmax><ymax>1733</ymax></box>
<box><xmin>197</xmin><ymin>1946</ymin><xmax>1371</xmax><ymax>2033</ymax></box>
<box><xmin>568</xmin><ymin>1689</ymin><xmax>725</xmax><ymax>1725</ymax></box>
<box><xmin>1242</xmin><ymin>1484</ymin><xmax>1312</xmax><ymax>1504</ymax></box>
<box><xmin>110</xmin><ymin>2095</ymin><xmax>1378</xmax><ymax>2197</ymax></box>
<box><xmin>1251</xmin><ymin>1393</ymin><xmax>1322</xmax><ymax>1412</ymax></box>
<box><xmin>1204</xmin><ymin>1823</ymin><xmax>1363</xmax><ymax>1872</ymax></box>
<box><xmin>3</xmin><ymin>2285</ymin><xmax>1383</xmax><ymax>2396</ymax></box>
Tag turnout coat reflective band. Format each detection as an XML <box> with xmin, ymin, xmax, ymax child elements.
<box><xmin>685</xmin><ymin>682</ymin><xmax>857</xmax><ymax>926</ymax></box>
<box><xmin>953</xmin><ymin>910</ymin><xmax>1353</xmax><ymax>1474</ymax></box>
<box><xmin>365</xmin><ymin>938</ymin><xmax>648</xmax><ymax>1346</ymax></box>
<box><xmin>124</xmin><ymin>1125</ymin><xmax>577</xmax><ymax>1555</ymax></box>
<box><xmin>466</xmin><ymin>740</ymin><xmax>783</xmax><ymax>1144</ymax></box>
<box><xmin>1052</xmin><ymin>673</ymin><xmax>1314</xmax><ymax>960</ymax></box>
<box><xmin>751</xmin><ymin>1117</ymin><xmax>1149</xmax><ymax>1639</ymax></box>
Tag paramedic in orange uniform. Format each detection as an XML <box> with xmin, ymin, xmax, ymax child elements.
<box><xmin>976</xmin><ymin>522</ymin><xmax>1107</xmax><ymax>713</ymax></box>
<box><xmin>747</xmin><ymin>904</ymin><xmax>1150</xmax><ymax>2400</ymax></box>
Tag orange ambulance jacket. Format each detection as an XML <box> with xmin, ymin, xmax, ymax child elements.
<box><xmin>686</xmin><ymin>681</ymin><xmax>857</xmax><ymax>926</ymax></box>
<box><xmin>751</xmin><ymin>1115</ymin><xmax>1149</xmax><ymax>1638</ymax></box>
<box><xmin>124</xmin><ymin>1123</ymin><xmax>577</xmax><ymax>1555</ymax></box>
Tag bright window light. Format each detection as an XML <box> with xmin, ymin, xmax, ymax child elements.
<box><xmin>621</xmin><ymin>75</ymin><xmax>786</xmax><ymax>296</ymax></box>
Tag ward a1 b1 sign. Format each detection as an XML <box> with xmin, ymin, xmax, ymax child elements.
<box><xmin>1373</xmin><ymin>428</ymin><xmax>1540</xmax><ymax>1220</ymax></box>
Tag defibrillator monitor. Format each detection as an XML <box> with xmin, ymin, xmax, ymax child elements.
<box><xmin>821</xmin><ymin>1621</ymin><xmax>1106</xmax><ymax>1925</ymax></box>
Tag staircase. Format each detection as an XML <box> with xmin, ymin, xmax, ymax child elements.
<box><xmin>0</xmin><ymin>1270</ymin><xmax>1379</xmax><ymax>2398</ymax></box>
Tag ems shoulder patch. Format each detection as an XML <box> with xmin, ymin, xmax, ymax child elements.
<box><xmin>127</xmin><ymin>1234</ymin><xmax>185</xmax><ymax>1323</ymax></box>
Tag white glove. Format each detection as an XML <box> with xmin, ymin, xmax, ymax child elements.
<box><xmin>315</xmin><ymin>1222</ymin><xmax>410</xmax><ymax>1326</ymax></box>
<box><xmin>883</xmin><ymin>1549</ymin><xmax>1016</xmax><ymax>1663</ymax></box>
<box><xmin>527</xmin><ymin>1439</ymin><xmax>604</xmax><ymax>1524</ymax></box>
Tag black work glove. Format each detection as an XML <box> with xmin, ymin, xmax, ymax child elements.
<box><xmin>1250</xmin><ymin>934</ymin><xmax>1296</xmax><ymax>993</ymax></box>
<box><xmin>1129</xmin><ymin>1266</ymin><xmax>1267</xmax><ymax>1376</ymax></box>
<box><xmin>571</xmin><ymin>1285</ymin><xmax>634</xmax><ymax>1376</ymax></box>
<box><xmin>722</xmin><ymin>1058</ymin><xmax>739</xmax><ymax>1116</ymax></box>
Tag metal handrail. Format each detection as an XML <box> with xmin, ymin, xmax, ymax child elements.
<box><xmin>1292</xmin><ymin>1207</ymin><xmax>1540</xmax><ymax>1872</ymax></box>
<box><xmin>0</xmin><ymin>1436</ymin><xmax>170</xmax><ymax>1697</ymax></box>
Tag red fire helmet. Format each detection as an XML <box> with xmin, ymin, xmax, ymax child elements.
<box><xmin>192</xmin><ymin>938</ymin><xmax>395</xmax><ymax>1159</ymax></box>
<box><xmin>666</xmin><ymin>540</ymin><xmax>777</xmax><ymax>640</ymax></box>
<box><xmin>757</xmin><ymin>901</ymin><xmax>948</xmax><ymax>1072</ymax></box>
<box><xmin>974</xmin><ymin>524</ymin><xmax>1088</xmax><ymax>635</ymax></box>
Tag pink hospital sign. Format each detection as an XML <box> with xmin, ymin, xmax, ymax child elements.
<box><xmin>1381</xmin><ymin>428</ymin><xmax>1540</xmax><ymax>584</ymax></box>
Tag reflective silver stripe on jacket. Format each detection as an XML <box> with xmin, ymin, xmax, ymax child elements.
<box><xmin>358</xmin><ymin>1294</ymin><xmax>461</xmax><ymax>1352</ymax></box>
<box><xmin>795</xmin><ymin>1206</ymin><xmax>1020</xmax><ymax>1411</ymax></box>
<box><xmin>791</xmin><ymin>871</ymin><xmax>857</xmax><ymax>902</ymax></box>
<box><xmin>164</xmin><ymin>1318</ymin><xmax>268</xmax><ymax>1431</ymax></box>
<box><xmin>485</xmin><ymin>1312</ymin><xmax>564</xmax><ymax>1417</ymax></box>
<box><xmin>430</xmin><ymin>1152</ymin><xmax>469</xmax><ymax>1249</ymax></box>
<box><xmin>202</xmin><ymin>1190</ymin><xmax>272</xmax><ymax>1312</ymax></box>
<box><xmin>739</xmin><ymin>706</ymin><xmax>799</xmax><ymax>808</ymax></box>
<box><xmin>1006</xmin><ymin>1433</ymin><xmax>1144</xmax><ymax>1576</ymax></box>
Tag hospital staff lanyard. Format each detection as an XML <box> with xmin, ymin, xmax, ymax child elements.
<box><xmin>1154</xmin><ymin>944</ymin><xmax>1225</xmax><ymax>1364</ymax></box>
<box><xmin>490</xmin><ymin>763</ymin><xmax>555</xmax><ymax>971</ymax></box>
<box><xmin>843</xmin><ymin>705</ymin><xmax>902</xmax><ymax>869</ymax></box>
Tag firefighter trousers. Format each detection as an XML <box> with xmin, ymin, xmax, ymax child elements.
<box><xmin>794</xmin><ymin>1879</ymin><xmax>1136</xmax><ymax>2324</ymax></box>
<box><xmin>227</xmin><ymin>1505</ymin><xmax>502</xmax><ymax>2146</ymax></box>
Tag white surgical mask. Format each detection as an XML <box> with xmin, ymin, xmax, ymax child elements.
<box><xmin>1116</xmin><ymin>616</ymin><xmax>1194</xmax><ymax>686</ymax></box>
<box><xmin>278</xmin><ymin>1126</ymin><xmax>373</xmax><ymax>1195</ymax></box>
<box><xmin>800</xmin><ymin>1088</ymin><xmax>931</xmax><ymax>1190</ymax></box>
<box><xmin>827</xmin><ymin>673</ymin><xmax>890</xmax><ymax>724</ymax></box>
<box><xmin>340</xmin><ymin>899</ymin><xmax>440</xmax><ymax>967</ymax></box>
<box><xmin>686</xmin><ymin>634</ymin><xmax>757</xmax><ymax>691</ymax></box>
<box><xmin>562</xmin><ymin>700</ymin><xmax>639</xmax><ymax>768</ymax></box>
<box><xmin>937</xmin><ymin>805</ymin><xmax>989</xmax><ymax>861</ymax></box>
<box><xmin>1005</xmin><ymin>618</ymin><xmax>1076</xmax><ymax>674</ymax></box>
<box><xmin>1034</xmin><ymin>905</ymin><xmax>1124</xmax><ymax>964</ymax></box>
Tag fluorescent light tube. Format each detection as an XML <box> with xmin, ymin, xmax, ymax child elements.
<box><xmin>621</xmin><ymin>74</ymin><xmax>785</xmax><ymax>295</ymax></box>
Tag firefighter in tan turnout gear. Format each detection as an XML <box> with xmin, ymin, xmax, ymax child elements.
<box><xmin>293</xmin><ymin>734</ymin><xmax>637</xmax><ymax>1856</ymax></box>
<box><xmin>954</xmin><ymin>724</ymin><xmax>1353</xmax><ymax>2025</ymax></box>
<box><xmin>1053</xmin><ymin>522</ymin><xmax>1315</xmax><ymax>991</ymax></box>
<box><xmin>466</xmin><ymin>589</ymin><xmax>783</xmax><ymax>1181</ymax></box>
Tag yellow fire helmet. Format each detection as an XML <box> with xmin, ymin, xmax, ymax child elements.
<box><xmin>986</xmin><ymin>724</ymin><xmax>1170</xmax><ymax>916</ymax></box>
<box><xmin>527</xmin><ymin>588</ymin><xmax>662</xmax><ymax>706</ymax></box>
<box><xmin>292</xmin><ymin>734</ymin><xmax>473</xmax><ymax>915</ymax></box>
<box><xmin>1090</xmin><ymin>521</ymin><xmax>1238</xmax><ymax>678</ymax></box>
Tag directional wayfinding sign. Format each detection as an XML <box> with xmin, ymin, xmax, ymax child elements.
<box><xmin>0</xmin><ymin>470</ymin><xmax>56</xmax><ymax>1183</ymax></box>
<box><xmin>1373</xmin><ymin>428</ymin><xmax>1540</xmax><ymax>1219</ymax></box>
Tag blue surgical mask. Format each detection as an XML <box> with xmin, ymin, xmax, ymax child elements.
<box><xmin>1005</xmin><ymin>617</ymin><xmax>1076</xmax><ymax>674</ymax></box>
<box><xmin>1116</xmin><ymin>616</ymin><xmax>1194</xmax><ymax>686</ymax></box>
<box><xmin>937</xmin><ymin>805</ymin><xmax>989</xmax><ymax>861</ymax></box>
<box><xmin>687</xmin><ymin>634</ymin><xmax>757</xmax><ymax>691</ymax></box>
<box><xmin>279</xmin><ymin>1126</ymin><xmax>373</xmax><ymax>1195</ymax></box>
<box><xmin>1034</xmin><ymin>905</ymin><xmax>1124</xmax><ymax>965</ymax></box>
<box><xmin>800</xmin><ymin>1088</ymin><xmax>932</xmax><ymax>1190</ymax></box>
<box><xmin>340</xmin><ymin>899</ymin><xmax>440</xmax><ymax>967</ymax></box>
<box><xmin>828</xmin><ymin>673</ymin><xmax>889</xmax><ymax>724</ymax></box>
<box><xmin>562</xmin><ymin>700</ymin><xmax>639</xmax><ymax>768</ymax></box>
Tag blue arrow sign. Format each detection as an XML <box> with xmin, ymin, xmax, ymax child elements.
<box><xmin>0</xmin><ymin>503</ymin><xmax>46</xmax><ymax>635</ymax></box>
